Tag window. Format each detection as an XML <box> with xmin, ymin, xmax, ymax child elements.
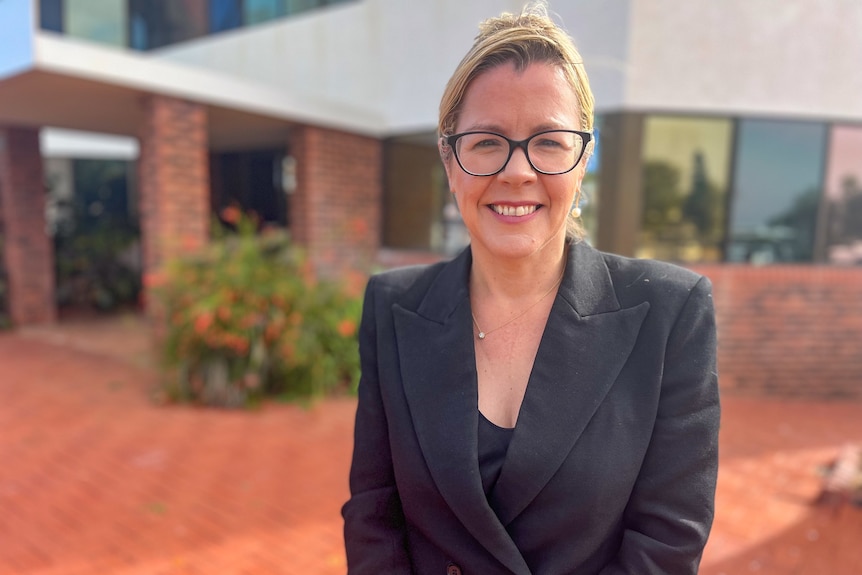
<box><xmin>210</xmin><ymin>149</ymin><xmax>288</xmax><ymax>228</ymax></box>
<box><xmin>638</xmin><ymin>116</ymin><xmax>733</xmax><ymax>263</ymax></box>
<box><xmin>130</xmin><ymin>0</ymin><xmax>207</xmax><ymax>51</ymax></box>
<box><xmin>64</xmin><ymin>0</ymin><xmax>128</xmax><ymax>47</ymax></box>
<box><xmin>285</xmin><ymin>0</ymin><xmax>318</xmax><ymax>15</ymax></box>
<box><xmin>727</xmin><ymin>120</ymin><xmax>827</xmax><ymax>264</ymax></box>
<box><xmin>40</xmin><ymin>0</ymin><xmax>63</xmax><ymax>32</ymax></box>
<box><xmin>821</xmin><ymin>125</ymin><xmax>862</xmax><ymax>265</ymax></box>
<box><xmin>245</xmin><ymin>0</ymin><xmax>287</xmax><ymax>24</ymax></box>
<box><xmin>209</xmin><ymin>0</ymin><xmax>243</xmax><ymax>33</ymax></box>
<box><xmin>383</xmin><ymin>134</ymin><xmax>467</xmax><ymax>254</ymax></box>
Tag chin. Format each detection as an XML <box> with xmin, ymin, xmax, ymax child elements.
<box><xmin>477</xmin><ymin>233</ymin><xmax>561</xmax><ymax>261</ymax></box>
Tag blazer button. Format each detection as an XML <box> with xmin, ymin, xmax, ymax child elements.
<box><xmin>446</xmin><ymin>563</ymin><xmax>462</xmax><ymax>575</ymax></box>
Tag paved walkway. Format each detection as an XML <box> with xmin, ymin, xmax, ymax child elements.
<box><xmin>1</xmin><ymin>315</ymin><xmax>860</xmax><ymax>574</ymax></box>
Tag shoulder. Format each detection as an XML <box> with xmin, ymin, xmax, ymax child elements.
<box><xmin>599</xmin><ymin>251</ymin><xmax>710</xmax><ymax>309</ymax></box>
<box><xmin>365</xmin><ymin>246</ymin><xmax>472</xmax><ymax>312</ymax></box>
<box><xmin>365</xmin><ymin>260</ymin><xmax>448</xmax><ymax>309</ymax></box>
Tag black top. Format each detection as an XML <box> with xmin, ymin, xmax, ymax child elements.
<box><xmin>477</xmin><ymin>410</ymin><xmax>515</xmax><ymax>497</ymax></box>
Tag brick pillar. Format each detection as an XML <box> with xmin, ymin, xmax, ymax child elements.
<box><xmin>289</xmin><ymin>125</ymin><xmax>382</xmax><ymax>274</ymax></box>
<box><xmin>0</xmin><ymin>126</ymin><xmax>56</xmax><ymax>325</ymax></box>
<box><xmin>138</xmin><ymin>95</ymin><xmax>210</xmax><ymax>313</ymax></box>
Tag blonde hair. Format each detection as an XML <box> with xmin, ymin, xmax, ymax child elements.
<box><xmin>438</xmin><ymin>1</ymin><xmax>594</xmax><ymax>240</ymax></box>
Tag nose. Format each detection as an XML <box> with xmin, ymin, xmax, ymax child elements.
<box><xmin>500</xmin><ymin>143</ymin><xmax>536</xmax><ymax>182</ymax></box>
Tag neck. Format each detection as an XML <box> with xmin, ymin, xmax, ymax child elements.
<box><xmin>470</xmin><ymin>240</ymin><xmax>568</xmax><ymax>302</ymax></box>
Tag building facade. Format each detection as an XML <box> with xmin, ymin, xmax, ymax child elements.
<box><xmin>1</xmin><ymin>0</ymin><xmax>861</xmax><ymax>396</ymax></box>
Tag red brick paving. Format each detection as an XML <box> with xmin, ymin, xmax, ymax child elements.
<box><xmin>1</xmin><ymin>315</ymin><xmax>861</xmax><ymax>574</ymax></box>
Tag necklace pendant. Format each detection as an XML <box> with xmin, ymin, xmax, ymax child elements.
<box><xmin>478</xmin><ymin>331</ymin><xmax>486</xmax><ymax>340</ymax></box>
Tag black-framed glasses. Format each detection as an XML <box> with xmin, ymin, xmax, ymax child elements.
<box><xmin>442</xmin><ymin>129</ymin><xmax>592</xmax><ymax>176</ymax></box>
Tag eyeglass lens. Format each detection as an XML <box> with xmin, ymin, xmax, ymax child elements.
<box><xmin>454</xmin><ymin>131</ymin><xmax>585</xmax><ymax>175</ymax></box>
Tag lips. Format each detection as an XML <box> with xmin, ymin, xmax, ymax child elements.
<box><xmin>491</xmin><ymin>204</ymin><xmax>539</xmax><ymax>217</ymax></box>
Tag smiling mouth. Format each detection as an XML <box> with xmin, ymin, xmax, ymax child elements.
<box><xmin>491</xmin><ymin>204</ymin><xmax>539</xmax><ymax>217</ymax></box>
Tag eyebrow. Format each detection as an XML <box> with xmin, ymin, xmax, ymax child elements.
<box><xmin>461</xmin><ymin>122</ymin><xmax>570</xmax><ymax>134</ymax></box>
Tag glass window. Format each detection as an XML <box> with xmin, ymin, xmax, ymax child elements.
<box><xmin>727</xmin><ymin>120</ymin><xmax>827</xmax><ymax>264</ymax></box>
<box><xmin>821</xmin><ymin>124</ymin><xmax>862</xmax><ymax>265</ymax></box>
<box><xmin>245</xmin><ymin>0</ymin><xmax>287</xmax><ymax>24</ymax></box>
<box><xmin>210</xmin><ymin>148</ymin><xmax>288</xmax><ymax>227</ymax></box>
<box><xmin>638</xmin><ymin>116</ymin><xmax>733</xmax><ymax>263</ymax></box>
<box><xmin>285</xmin><ymin>0</ymin><xmax>318</xmax><ymax>15</ymax></box>
<box><xmin>210</xmin><ymin>0</ymin><xmax>243</xmax><ymax>32</ymax></box>
<box><xmin>130</xmin><ymin>0</ymin><xmax>207</xmax><ymax>51</ymax></box>
<box><xmin>65</xmin><ymin>0</ymin><xmax>128</xmax><ymax>47</ymax></box>
<box><xmin>383</xmin><ymin>134</ymin><xmax>467</xmax><ymax>255</ymax></box>
<box><xmin>40</xmin><ymin>0</ymin><xmax>64</xmax><ymax>32</ymax></box>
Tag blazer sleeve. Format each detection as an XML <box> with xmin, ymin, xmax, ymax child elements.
<box><xmin>600</xmin><ymin>275</ymin><xmax>721</xmax><ymax>575</ymax></box>
<box><xmin>342</xmin><ymin>276</ymin><xmax>412</xmax><ymax>574</ymax></box>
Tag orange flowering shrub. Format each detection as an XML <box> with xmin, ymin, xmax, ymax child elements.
<box><xmin>157</xmin><ymin>216</ymin><xmax>362</xmax><ymax>407</ymax></box>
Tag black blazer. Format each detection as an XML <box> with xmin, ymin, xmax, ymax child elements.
<box><xmin>343</xmin><ymin>241</ymin><xmax>720</xmax><ymax>575</ymax></box>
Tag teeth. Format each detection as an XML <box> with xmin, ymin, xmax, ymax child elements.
<box><xmin>492</xmin><ymin>205</ymin><xmax>537</xmax><ymax>217</ymax></box>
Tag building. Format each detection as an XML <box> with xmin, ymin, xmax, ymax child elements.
<box><xmin>1</xmin><ymin>0</ymin><xmax>861</xmax><ymax>396</ymax></box>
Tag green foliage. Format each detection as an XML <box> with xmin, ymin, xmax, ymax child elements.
<box><xmin>157</xmin><ymin>217</ymin><xmax>362</xmax><ymax>408</ymax></box>
<box><xmin>54</xmin><ymin>220</ymin><xmax>141</xmax><ymax>311</ymax></box>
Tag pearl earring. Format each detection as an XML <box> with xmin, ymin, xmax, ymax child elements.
<box><xmin>571</xmin><ymin>206</ymin><xmax>582</xmax><ymax>218</ymax></box>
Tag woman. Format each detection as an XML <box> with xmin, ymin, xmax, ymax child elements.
<box><xmin>343</xmin><ymin>4</ymin><xmax>720</xmax><ymax>574</ymax></box>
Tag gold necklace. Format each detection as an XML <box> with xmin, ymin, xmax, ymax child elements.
<box><xmin>471</xmin><ymin>267</ymin><xmax>565</xmax><ymax>341</ymax></box>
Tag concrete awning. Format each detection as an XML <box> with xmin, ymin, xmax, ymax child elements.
<box><xmin>0</xmin><ymin>33</ymin><xmax>385</xmax><ymax>151</ymax></box>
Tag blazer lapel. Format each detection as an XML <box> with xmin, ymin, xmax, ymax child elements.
<box><xmin>393</xmin><ymin>249</ymin><xmax>531</xmax><ymax>575</ymax></box>
<box><xmin>489</xmin><ymin>242</ymin><xmax>650</xmax><ymax>526</ymax></box>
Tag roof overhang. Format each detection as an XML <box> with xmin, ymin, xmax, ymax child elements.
<box><xmin>0</xmin><ymin>33</ymin><xmax>386</xmax><ymax>151</ymax></box>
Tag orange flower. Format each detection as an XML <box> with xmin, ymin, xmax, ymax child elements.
<box><xmin>217</xmin><ymin>306</ymin><xmax>231</xmax><ymax>322</ymax></box>
<box><xmin>264</xmin><ymin>323</ymin><xmax>281</xmax><ymax>343</ymax></box>
<box><xmin>231</xmin><ymin>337</ymin><xmax>249</xmax><ymax>355</ymax></box>
<box><xmin>220</xmin><ymin>205</ymin><xmax>241</xmax><ymax>225</ymax></box>
<box><xmin>194</xmin><ymin>311</ymin><xmax>214</xmax><ymax>335</ymax></box>
<box><xmin>337</xmin><ymin>318</ymin><xmax>357</xmax><ymax>338</ymax></box>
<box><xmin>143</xmin><ymin>271</ymin><xmax>166</xmax><ymax>288</ymax></box>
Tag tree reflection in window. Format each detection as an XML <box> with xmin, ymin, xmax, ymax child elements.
<box><xmin>638</xmin><ymin>116</ymin><xmax>732</xmax><ymax>263</ymax></box>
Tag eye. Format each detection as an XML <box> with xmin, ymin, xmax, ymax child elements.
<box><xmin>535</xmin><ymin>137</ymin><xmax>565</xmax><ymax>148</ymax></box>
<box><xmin>471</xmin><ymin>137</ymin><xmax>504</xmax><ymax>149</ymax></box>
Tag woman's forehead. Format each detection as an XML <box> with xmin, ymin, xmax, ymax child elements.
<box><xmin>457</xmin><ymin>62</ymin><xmax>581</xmax><ymax>133</ymax></box>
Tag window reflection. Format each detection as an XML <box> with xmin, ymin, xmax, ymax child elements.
<box><xmin>822</xmin><ymin>125</ymin><xmax>862</xmax><ymax>265</ymax></box>
<box><xmin>245</xmin><ymin>0</ymin><xmax>287</xmax><ymax>24</ymax></box>
<box><xmin>40</xmin><ymin>0</ymin><xmax>63</xmax><ymax>32</ymax></box>
<box><xmin>64</xmin><ymin>0</ymin><xmax>127</xmax><ymax>47</ymax></box>
<box><xmin>728</xmin><ymin>120</ymin><xmax>827</xmax><ymax>264</ymax></box>
<box><xmin>638</xmin><ymin>116</ymin><xmax>732</xmax><ymax>263</ymax></box>
<box><xmin>210</xmin><ymin>0</ymin><xmax>243</xmax><ymax>32</ymax></box>
<box><xmin>42</xmin><ymin>0</ymin><xmax>355</xmax><ymax>48</ymax></box>
<box><xmin>129</xmin><ymin>0</ymin><xmax>207</xmax><ymax>51</ymax></box>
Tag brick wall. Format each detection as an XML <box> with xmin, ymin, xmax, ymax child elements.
<box><xmin>0</xmin><ymin>126</ymin><xmax>56</xmax><ymax>325</ymax></box>
<box><xmin>692</xmin><ymin>265</ymin><xmax>862</xmax><ymax>399</ymax></box>
<box><xmin>138</xmin><ymin>95</ymin><xmax>210</xmax><ymax>299</ymax></box>
<box><xmin>289</xmin><ymin>125</ymin><xmax>382</xmax><ymax>274</ymax></box>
